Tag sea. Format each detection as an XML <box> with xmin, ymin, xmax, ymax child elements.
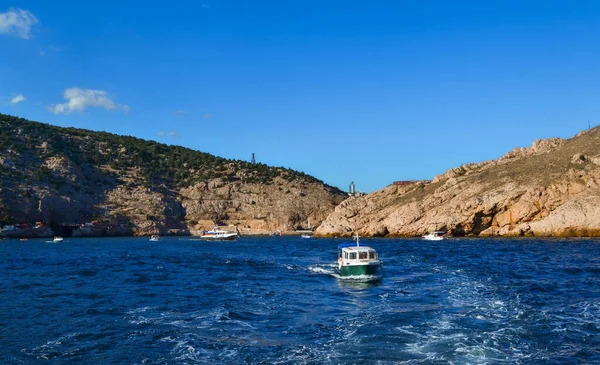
<box><xmin>1</xmin><ymin>236</ymin><xmax>599</xmax><ymax>364</ymax></box>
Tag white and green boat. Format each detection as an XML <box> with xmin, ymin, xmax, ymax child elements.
<box><xmin>337</xmin><ymin>233</ymin><xmax>382</xmax><ymax>277</ymax></box>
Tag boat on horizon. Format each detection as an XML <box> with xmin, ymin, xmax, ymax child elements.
<box><xmin>53</xmin><ymin>237</ymin><xmax>63</xmax><ymax>243</ymax></box>
<box><xmin>149</xmin><ymin>235</ymin><xmax>160</xmax><ymax>242</ymax></box>
<box><xmin>337</xmin><ymin>232</ymin><xmax>382</xmax><ymax>277</ymax></box>
<box><xmin>422</xmin><ymin>231</ymin><xmax>445</xmax><ymax>241</ymax></box>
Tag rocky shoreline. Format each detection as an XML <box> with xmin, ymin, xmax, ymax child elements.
<box><xmin>0</xmin><ymin>226</ymin><xmax>316</xmax><ymax>239</ymax></box>
<box><xmin>0</xmin><ymin>113</ymin><xmax>346</xmax><ymax>237</ymax></box>
<box><xmin>316</xmin><ymin>128</ymin><xmax>600</xmax><ymax>238</ymax></box>
<box><xmin>5</xmin><ymin>114</ymin><xmax>600</xmax><ymax>239</ymax></box>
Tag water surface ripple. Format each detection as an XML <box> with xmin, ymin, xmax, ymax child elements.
<box><xmin>1</xmin><ymin>237</ymin><xmax>599</xmax><ymax>364</ymax></box>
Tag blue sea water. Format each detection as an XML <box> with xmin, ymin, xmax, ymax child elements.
<box><xmin>1</xmin><ymin>236</ymin><xmax>599</xmax><ymax>364</ymax></box>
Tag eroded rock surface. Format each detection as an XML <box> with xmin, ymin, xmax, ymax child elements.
<box><xmin>317</xmin><ymin>128</ymin><xmax>600</xmax><ymax>237</ymax></box>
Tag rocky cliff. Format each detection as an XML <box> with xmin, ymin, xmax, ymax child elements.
<box><xmin>0</xmin><ymin>114</ymin><xmax>346</xmax><ymax>236</ymax></box>
<box><xmin>316</xmin><ymin>127</ymin><xmax>600</xmax><ymax>237</ymax></box>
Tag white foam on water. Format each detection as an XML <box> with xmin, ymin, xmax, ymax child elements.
<box><xmin>400</xmin><ymin>266</ymin><xmax>529</xmax><ymax>364</ymax></box>
<box><xmin>308</xmin><ymin>266</ymin><xmax>335</xmax><ymax>275</ymax></box>
<box><xmin>171</xmin><ymin>338</ymin><xmax>208</xmax><ymax>363</ymax></box>
<box><xmin>127</xmin><ymin>306</ymin><xmax>154</xmax><ymax>314</ymax></box>
<box><xmin>275</xmin><ymin>344</ymin><xmax>344</xmax><ymax>365</ymax></box>
<box><xmin>25</xmin><ymin>332</ymin><xmax>80</xmax><ymax>360</ymax></box>
<box><xmin>332</xmin><ymin>273</ymin><xmax>382</xmax><ymax>282</ymax></box>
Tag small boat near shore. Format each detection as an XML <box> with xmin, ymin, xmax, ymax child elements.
<box><xmin>200</xmin><ymin>227</ymin><xmax>238</xmax><ymax>240</ymax></box>
<box><xmin>422</xmin><ymin>231</ymin><xmax>445</xmax><ymax>241</ymax></box>
<box><xmin>300</xmin><ymin>234</ymin><xmax>312</xmax><ymax>239</ymax></box>
<box><xmin>53</xmin><ymin>237</ymin><xmax>63</xmax><ymax>243</ymax></box>
<box><xmin>337</xmin><ymin>232</ymin><xmax>382</xmax><ymax>277</ymax></box>
<box><xmin>149</xmin><ymin>235</ymin><xmax>160</xmax><ymax>242</ymax></box>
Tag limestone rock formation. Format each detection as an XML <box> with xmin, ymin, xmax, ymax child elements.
<box><xmin>0</xmin><ymin>113</ymin><xmax>345</xmax><ymax>236</ymax></box>
<box><xmin>316</xmin><ymin>127</ymin><xmax>600</xmax><ymax>237</ymax></box>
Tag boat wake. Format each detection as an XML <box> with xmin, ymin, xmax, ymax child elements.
<box><xmin>400</xmin><ymin>267</ymin><xmax>531</xmax><ymax>364</ymax></box>
<box><xmin>331</xmin><ymin>273</ymin><xmax>382</xmax><ymax>282</ymax></box>
<box><xmin>307</xmin><ymin>264</ymin><xmax>336</xmax><ymax>275</ymax></box>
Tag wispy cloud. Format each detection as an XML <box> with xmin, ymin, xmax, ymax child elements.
<box><xmin>0</xmin><ymin>8</ymin><xmax>38</xmax><ymax>39</ymax></box>
<box><xmin>157</xmin><ymin>131</ymin><xmax>181</xmax><ymax>138</ymax></box>
<box><xmin>174</xmin><ymin>110</ymin><xmax>190</xmax><ymax>115</ymax></box>
<box><xmin>9</xmin><ymin>93</ymin><xmax>26</xmax><ymax>105</ymax></box>
<box><xmin>48</xmin><ymin>88</ymin><xmax>130</xmax><ymax>114</ymax></box>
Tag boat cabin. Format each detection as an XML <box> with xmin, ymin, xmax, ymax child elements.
<box><xmin>336</xmin><ymin>242</ymin><xmax>382</xmax><ymax>276</ymax></box>
<box><xmin>338</xmin><ymin>243</ymin><xmax>378</xmax><ymax>263</ymax></box>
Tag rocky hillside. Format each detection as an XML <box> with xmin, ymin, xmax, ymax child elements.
<box><xmin>316</xmin><ymin>127</ymin><xmax>600</xmax><ymax>237</ymax></box>
<box><xmin>0</xmin><ymin>113</ymin><xmax>346</xmax><ymax>236</ymax></box>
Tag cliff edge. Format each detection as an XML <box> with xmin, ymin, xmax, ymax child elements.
<box><xmin>0</xmin><ymin>114</ymin><xmax>346</xmax><ymax>236</ymax></box>
<box><xmin>316</xmin><ymin>127</ymin><xmax>600</xmax><ymax>237</ymax></box>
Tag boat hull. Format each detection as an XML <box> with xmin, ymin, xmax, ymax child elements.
<box><xmin>338</xmin><ymin>263</ymin><xmax>380</xmax><ymax>277</ymax></box>
<box><xmin>199</xmin><ymin>235</ymin><xmax>238</xmax><ymax>241</ymax></box>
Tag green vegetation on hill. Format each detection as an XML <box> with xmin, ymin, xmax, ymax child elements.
<box><xmin>0</xmin><ymin>113</ymin><xmax>346</xmax><ymax>228</ymax></box>
<box><xmin>0</xmin><ymin>113</ymin><xmax>341</xmax><ymax>192</ymax></box>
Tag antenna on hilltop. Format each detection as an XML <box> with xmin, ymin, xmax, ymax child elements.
<box><xmin>589</xmin><ymin>120</ymin><xmax>591</xmax><ymax>130</ymax></box>
<box><xmin>251</xmin><ymin>152</ymin><xmax>256</xmax><ymax>164</ymax></box>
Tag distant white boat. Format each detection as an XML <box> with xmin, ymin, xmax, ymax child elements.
<box><xmin>200</xmin><ymin>227</ymin><xmax>238</xmax><ymax>240</ymax></box>
<box><xmin>300</xmin><ymin>234</ymin><xmax>312</xmax><ymax>239</ymax></box>
<box><xmin>53</xmin><ymin>237</ymin><xmax>63</xmax><ymax>243</ymax></box>
<box><xmin>149</xmin><ymin>235</ymin><xmax>160</xmax><ymax>242</ymax></box>
<box><xmin>422</xmin><ymin>231</ymin><xmax>445</xmax><ymax>241</ymax></box>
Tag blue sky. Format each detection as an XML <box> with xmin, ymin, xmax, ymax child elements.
<box><xmin>1</xmin><ymin>1</ymin><xmax>599</xmax><ymax>192</ymax></box>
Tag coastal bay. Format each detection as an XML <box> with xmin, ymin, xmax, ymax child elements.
<box><xmin>1</xmin><ymin>236</ymin><xmax>599</xmax><ymax>363</ymax></box>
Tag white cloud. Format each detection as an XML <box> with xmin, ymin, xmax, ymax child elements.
<box><xmin>9</xmin><ymin>93</ymin><xmax>26</xmax><ymax>105</ymax></box>
<box><xmin>48</xmin><ymin>88</ymin><xmax>130</xmax><ymax>114</ymax></box>
<box><xmin>0</xmin><ymin>8</ymin><xmax>38</xmax><ymax>39</ymax></box>
<box><xmin>158</xmin><ymin>131</ymin><xmax>181</xmax><ymax>137</ymax></box>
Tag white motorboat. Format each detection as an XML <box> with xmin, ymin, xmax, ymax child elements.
<box><xmin>300</xmin><ymin>234</ymin><xmax>312</xmax><ymax>239</ymax></box>
<box><xmin>149</xmin><ymin>235</ymin><xmax>160</xmax><ymax>242</ymax></box>
<box><xmin>53</xmin><ymin>237</ymin><xmax>63</xmax><ymax>243</ymax></box>
<box><xmin>422</xmin><ymin>231</ymin><xmax>445</xmax><ymax>241</ymax></box>
<box><xmin>200</xmin><ymin>227</ymin><xmax>238</xmax><ymax>240</ymax></box>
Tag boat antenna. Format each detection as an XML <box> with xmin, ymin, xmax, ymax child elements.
<box><xmin>355</xmin><ymin>230</ymin><xmax>360</xmax><ymax>247</ymax></box>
